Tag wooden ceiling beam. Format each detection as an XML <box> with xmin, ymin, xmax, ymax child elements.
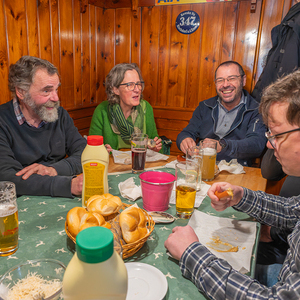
<box><xmin>88</xmin><ymin>0</ymin><xmax>155</xmax><ymax>8</ymax></box>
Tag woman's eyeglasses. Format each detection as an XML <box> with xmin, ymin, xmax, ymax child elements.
<box><xmin>119</xmin><ymin>81</ymin><xmax>144</xmax><ymax>91</ymax></box>
<box><xmin>265</xmin><ymin>128</ymin><xmax>300</xmax><ymax>148</ymax></box>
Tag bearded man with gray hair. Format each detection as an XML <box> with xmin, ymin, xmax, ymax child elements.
<box><xmin>0</xmin><ymin>56</ymin><xmax>86</xmax><ymax>197</ymax></box>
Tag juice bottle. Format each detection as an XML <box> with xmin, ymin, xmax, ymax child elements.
<box><xmin>62</xmin><ymin>227</ymin><xmax>128</xmax><ymax>299</ymax></box>
<box><xmin>81</xmin><ymin>135</ymin><xmax>109</xmax><ymax>207</ymax></box>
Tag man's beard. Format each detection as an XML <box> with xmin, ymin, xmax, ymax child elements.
<box><xmin>23</xmin><ymin>93</ymin><xmax>60</xmax><ymax>123</ymax></box>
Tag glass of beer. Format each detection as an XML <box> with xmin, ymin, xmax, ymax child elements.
<box><xmin>186</xmin><ymin>146</ymin><xmax>203</xmax><ymax>191</ymax></box>
<box><xmin>130</xmin><ymin>133</ymin><xmax>148</xmax><ymax>173</ymax></box>
<box><xmin>200</xmin><ymin>140</ymin><xmax>217</xmax><ymax>181</ymax></box>
<box><xmin>0</xmin><ymin>181</ymin><xmax>18</xmax><ymax>256</ymax></box>
<box><xmin>175</xmin><ymin>161</ymin><xmax>198</xmax><ymax>219</ymax></box>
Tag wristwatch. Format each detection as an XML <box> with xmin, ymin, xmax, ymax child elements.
<box><xmin>219</xmin><ymin>138</ymin><xmax>227</xmax><ymax>150</ymax></box>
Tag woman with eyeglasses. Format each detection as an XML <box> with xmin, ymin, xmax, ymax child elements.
<box><xmin>89</xmin><ymin>63</ymin><xmax>162</xmax><ymax>152</ymax></box>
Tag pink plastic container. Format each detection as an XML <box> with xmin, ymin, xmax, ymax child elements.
<box><xmin>139</xmin><ymin>171</ymin><xmax>175</xmax><ymax>211</ymax></box>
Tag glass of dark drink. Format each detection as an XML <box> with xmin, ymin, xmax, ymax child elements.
<box><xmin>130</xmin><ymin>133</ymin><xmax>148</xmax><ymax>173</ymax></box>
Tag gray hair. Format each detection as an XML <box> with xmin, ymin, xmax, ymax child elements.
<box><xmin>105</xmin><ymin>63</ymin><xmax>144</xmax><ymax>105</ymax></box>
<box><xmin>8</xmin><ymin>56</ymin><xmax>59</xmax><ymax>97</ymax></box>
<box><xmin>259</xmin><ymin>69</ymin><xmax>300</xmax><ymax>126</ymax></box>
<box><xmin>215</xmin><ymin>61</ymin><xmax>245</xmax><ymax>79</ymax></box>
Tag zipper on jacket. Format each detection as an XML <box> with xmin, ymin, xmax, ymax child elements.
<box><xmin>253</xmin><ymin>118</ymin><xmax>259</xmax><ymax>132</ymax></box>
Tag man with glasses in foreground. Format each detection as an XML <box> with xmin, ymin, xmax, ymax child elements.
<box><xmin>177</xmin><ymin>61</ymin><xmax>266</xmax><ymax>166</ymax></box>
<box><xmin>89</xmin><ymin>63</ymin><xmax>162</xmax><ymax>153</ymax></box>
<box><xmin>165</xmin><ymin>70</ymin><xmax>300</xmax><ymax>298</ymax></box>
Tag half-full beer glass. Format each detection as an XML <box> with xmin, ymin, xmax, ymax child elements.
<box><xmin>200</xmin><ymin>140</ymin><xmax>217</xmax><ymax>181</ymax></box>
<box><xmin>131</xmin><ymin>133</ymin><xmax>148</xmax><ymax>173</ymax></box>
<box><xmin>0</xmin><ymin>181</ymin><xmax>18</xmax><ymax>256</ymax></box>
<box><xmin>175</xmin><ymin>161</ymin><xmax>198</xmax><ymax>219</ymax></box>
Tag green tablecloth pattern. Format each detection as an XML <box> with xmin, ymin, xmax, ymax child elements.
<box><xmin>0</xmin><ymin>168</ymin><xmax>259</xmax><ymax>300</ymax></box>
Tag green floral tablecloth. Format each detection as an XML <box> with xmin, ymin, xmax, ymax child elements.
<box><xmin>0</xmin><ymin>168</ymin><xmax>259</xmax><ymax>300</ymax></box>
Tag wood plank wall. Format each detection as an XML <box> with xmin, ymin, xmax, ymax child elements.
<box><xmin>0</xmin><ymin>0</ymin><xmax>295</xmax><ymax>155</ymax></box>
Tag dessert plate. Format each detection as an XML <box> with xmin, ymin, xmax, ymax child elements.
<box><xmin>125</xmin><ymin>262</ymin><xmax>168</xmax><ymax>300</ymax></box>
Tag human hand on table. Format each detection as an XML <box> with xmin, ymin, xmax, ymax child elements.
<box><xmin>148</xmin><ymin>137</ymin><xmax>162</xmax><ymax>152</ymax></box>
<box><xmin>104</xmin><ymin>144</ymin><xmax>113</xmax><ymax>154</ymax></box>
<box><xmin>207</xmin><ymin>182</ymin><xmax>244</xmax><ymax>211</ymax></box>
<box><xmin>203</xmin><ymin>137</ymin><xmax>222</xmax><ymax>153</ymax></box>
<box><xmin>164</xmin><ymin>225</ymin><xmax>199</xmax><ymax>260</ymax></box>
<box><xmin>16</xmin><ymin>163</ymin><xmax>57</xmax><ymax>179</ymax></box>
<box><xmin>71</xmin><ymin>174</ymin><xmax>83</xmax><ymax>196</ymax></box>
<box><xmin>180</xmin><ymin>138</ymin><xmax>196</xmax><ymax>154</ymax></box>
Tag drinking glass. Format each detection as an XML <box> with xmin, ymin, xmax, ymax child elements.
<box><xmin>186</xmin><ymin>145</ymin><xmax>203</xmax><ymax>191</ymax></box>
<box><xmin>0</xmin><ymin>181</ymin><xmax>18</xmax><ymax>256</ymax></box>
<box><xmin>200</xmin><ymin>140</ymin><xmax>217</xmax><ymax>181</ymax></box>
<box><xmin>175</xmin><ymin>161</ymin><xmax>198</xmax><ymax>219</ymax></box>
<box><xmin>130</xmin><ymin>133</ymin><xmax>148</xmax><ymax>173</ymax></box>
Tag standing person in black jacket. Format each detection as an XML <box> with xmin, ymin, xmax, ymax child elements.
<box><xmin>252</xmin><ymin>0</ymin><xmax>300</xmax><ymax>103</ymax></box>
<box><xmin>252</xmin><ymin>0</ymin><xmax>300</xmax><ymax>287</ymax></box>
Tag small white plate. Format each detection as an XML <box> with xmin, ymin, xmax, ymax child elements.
<box><xmin>125</xmin><ymin>262</ymin><xmax>168</xmax><ymax>300</ymax></box>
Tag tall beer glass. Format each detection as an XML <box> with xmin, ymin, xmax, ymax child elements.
<box><xmin>131</xmin><ymin>133</ymin><xmax>148</xmax><ymax>173</ymax></box>
<box><xmin>0</xmin><ymin>181</ymin><xmax>18</xmax><ymax>256</ymax></box>
<box><xmin>186</xmin><ymin>145</ymin><xmax>203</xmax><ymax>191</ymax></box>
<box><xmin>200</xmin><ymin>140</ymin><xmax>217</xmax><ymax>181</ymax></box>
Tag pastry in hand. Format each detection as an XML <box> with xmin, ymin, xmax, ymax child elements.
<box><xmin>119</xmin><ymin>206</ymin><xmax>148</xmax><ymax>244</ymax></box>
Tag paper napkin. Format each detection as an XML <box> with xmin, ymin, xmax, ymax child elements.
<box><xmin>118</xmin><ymin>177</ymin><xmax>142</xmax><ymax>201</ymax></box>
<box><xmin>218</xmin><ymin>159</ymin><xmax>245</xmax><ymax>174</ymax></box>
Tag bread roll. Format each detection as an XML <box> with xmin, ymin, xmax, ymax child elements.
<box><xmin>67</xmin><ymin>207</ymin><xmax>111</xmax><ymax>237</ymax></box>
<box><xmin>66</xmin><ymin>207</ymin><xmax>87</xmax><ymax>237</ymax></box>
<box><xmin>87</xmin><ymin>194</ymin><xmax>122</xmax><ymax>216</ymax></box>
<box><xmin>119</xmin><ymin>206</ymin><xmax>148</xmax><ymax>244</ymax></box>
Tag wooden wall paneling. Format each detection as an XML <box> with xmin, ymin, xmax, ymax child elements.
<box><xmin>140</xmin><ymin>6</ymin><xmax>160</xmax><ymax>107</ymax></box>
<box><xmin>115</xmin><ymin>8</ymin><xmax>131</xmax><ymax>64</ymax></box>
<box><xmin>26</xmin><ymin>0</ymin><xmax>39</xmax><ymax>58</ymax></box>
<box><xmin>168</xmin><ymin>5</ymin><xmax>190</xmax><ymax>108</ymax></box>
<box><xmin>197</xmin><ymin>3</ymin><xmax>224</xmax><ymax>103</ymax></box>
<box><xmin>81</xmin><ymin>3</ymin><xmax>91</xmax><ymax>106</ymax></box>
<box><xmin>219</xmin><ymin>2</ymin><xmax>238</xmax><ymax>63</ymax></box>
<box><xmin>5</xmin><ymin>0</ymin><xmax>28</xmax><ymax>64</ymax></box>
<box><xmin>59</xmin><ymin>0</ymin><xmax>75</xmax><ymax>109</ymax></box>
<box><xmin>73</xmin><ymin>0</ymin><xmax>83</xmax><ymax>107</ymax></box>
<box><xmin>103</xmin><ymin>9</ymin><xmax>115</xmax><ymax>76</ymax></box>
<box><xmin>234</xmin><ymin>0</ymin><xmax>262</xmax><ymax>92</ymax></box>
<box><xmin>89</xmin><ymin>5</ymin><xmax>97</xmax><ymax>105</ymax></box>
<box><xmin>131</xmin><ymin>7</ymin><xmax>141</xmax><ymax>66</ymax></box>
<box><xmin>252</xmin><ymin>0</ymin><xmax>284</xmax><ymax>87</ymax></box>
<box><xmin>0</xmin><ymin>0</ymin><xmax>9</xmax><ymax>103</ymax></box>
<box><xmin>185</xmin><ymin>4</ymin><xmax>203</xmax><ymax>109</ymax></box>
<box><xmin>37</xmin><ymin>0</ymin><xmax>52</xmax><ymax>61</ymax></box>
<box><xmin>156</xmin><ymin>6</ymin><xmax>171</xmax><ymax>107</ymax></box>
<box><xmin>95</xmin><ymin>7</ymin><xmax>106</xmax><ymax>104</ymax></box>
<box><xmin>50</xmin><ymin>0</ymin><xmax>60</xmax><ymax>71</ymax></box>
<box><xmin>282</xmin><ymin>0</ymin><xmax>293</xmax><ymax>19</ymax></box>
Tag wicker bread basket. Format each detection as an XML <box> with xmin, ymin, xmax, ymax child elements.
<box><xmin>65</xmin><ymin>203</ymin><xmax>155</xmax><ymax>259</ymax></box>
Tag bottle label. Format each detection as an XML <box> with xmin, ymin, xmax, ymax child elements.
<box><xmin>83</xmin><ymin>162</ymin><xmax>105</xmax><ymax>206</ymax></box>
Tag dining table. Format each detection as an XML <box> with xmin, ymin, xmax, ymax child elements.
<box><xmin>0</xmin><ymin>154</ymin><xmax>267</xmax><ymax>300</ymax></box>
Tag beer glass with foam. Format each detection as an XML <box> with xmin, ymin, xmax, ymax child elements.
<box><xmin>200</xmin><ymin>140</ymin><xmax>217</xmax><ymax>181</ymax></box>
<box><xmin>0</xmin><ymin>181</ymin><xmax>18</xmax><ymax>256</ymax></box>
<box><xmin>175</xmin><ymin>161</ymin><xmax>198</xmax><ymax>219</ymax></box>
<box><xmin>130</xmin><ymin>133</ymin><xmax>148</xmax><ymax>173</ymax></box>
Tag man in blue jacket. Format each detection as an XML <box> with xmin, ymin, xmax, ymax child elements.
<box><xmin>177</xmin><ymin>61</ymin><xmax>266</xmax><ymax>166</ymax></box>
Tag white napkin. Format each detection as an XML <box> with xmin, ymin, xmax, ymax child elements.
<box><xmin>169</xmin><ymin>181</ymin><xmax>211</xmax><ymax>208</ymax></box>
<box><xmin>218</xmin><ymin>159</ymin><xmax>245</xmax><ymax>174</ymax></box>
<box><xmin>112</xmin><ymin>149</ymin><xmax>169</xmax><ymax>165</ymax></box>
<box><xmin>164</xmin><ymin>160</ymin><xmax>177</xmax><ymax>169</ymax></box>
<box><xmin>188</xmin><ymin>210</ymin><xmax>257</xmax><ymax>274</ymax></box>
<box><xmin>118</xmin><ymin>177</ymin><xmax>142</xmax><ymax>201</ymax></box>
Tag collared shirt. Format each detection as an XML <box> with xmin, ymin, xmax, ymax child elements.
<box><xmin>13</xmin><ymin>97</ymin><xmax>47</xmax><ymax>128</ymax></box>
<box><xmin>215</xmin><ymin>92</ymin><xmax>246</xmax><ymax>139</ymax></box>
<box><xmin>179</xmin><ymin>188</ymin><xmax>300</xmax><ymax>299</ymax></box>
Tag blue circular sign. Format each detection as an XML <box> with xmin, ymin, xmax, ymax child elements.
<box><xmin>176</xmin><ymin>10</ymin><xmax>200</xmax><ymax>35</ymax></box>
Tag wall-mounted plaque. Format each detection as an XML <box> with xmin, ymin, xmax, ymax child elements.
<box><xmin>176</xmin><ymin>10</ymin><xmax>200</xmax><ymax>35</ymax></box>
<box><xmin>156</xmin><ymin>0</ymin><xmax>232</xmax><ymax>5</ymax></box>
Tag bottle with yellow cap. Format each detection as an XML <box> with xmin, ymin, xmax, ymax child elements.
<box><xmin>62</xmin><ymin>227</ymin><xmax>128</xmax><ymax>299</ymax></box>
<box><xmin>81</xmin><ymin>135</ymin><xmax>109</xmax><ymax>207</ymax></box>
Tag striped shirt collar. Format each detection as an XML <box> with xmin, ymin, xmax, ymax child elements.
<box><xmin>13</xmin><ymin>97</ymin><xmax>47</xmax><ymax>128</ymax></box>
